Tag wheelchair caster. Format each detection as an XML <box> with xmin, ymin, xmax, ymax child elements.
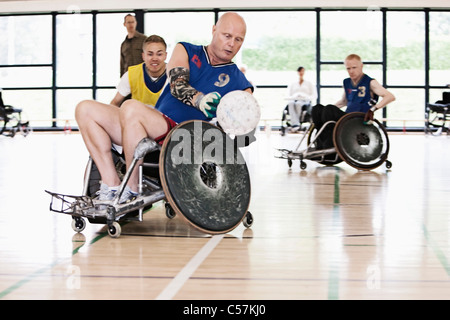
<box><xmin>287</xmin><ymin>159</ymin><xmax>293</xmax><ymax>168</ymax></box>
<box><xmin>300</xmin><ymin>161</ymin><xmax>307</xmax><ymax>170</ymax></box>
<box><xmin>165</xmin><ymin>202</ymin><xmax>176</xmax><ymax>219</ymax></box>
<box><xmin>107</xmin><ymin>222</ymin><xmax>121</xmax><ymax>238</ymax></box>
<box><xmin>385</xmin><ymin>160</ymin><xmax>392</xmax><ymax>169</ymax></box>
<box><xmin>71</xmin><ymin>217</ymin><xmax>86</xmax><ymax>233</ymax></box>
<box><xmin>243</xmin><ymin>211</ymin><xmax>253</xmax><ymax>228</ymax></box>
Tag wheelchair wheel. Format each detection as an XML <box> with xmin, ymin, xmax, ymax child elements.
<box><xmin>159</xmin><ymin>120</ymin><xmax>251</xmax><ymax>234</ymax></box>
<box><xmin>333</xmin><ymin>112</ymin><xmax>390</xmax><ymax>170</ymax></box>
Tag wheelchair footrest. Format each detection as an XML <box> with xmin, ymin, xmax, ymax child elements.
<box><xmin>276</xmin><ymin>147</ymin><xmax>336</xmax><ymax>160</ymax></box>
<box><xmin>45</xmin><ymin>190</ymin><xmax>97</xmax><ymax>217</ymax></box>
<box><xmin>45</xmin><ymin>189</ymin><xmax>166</xmax><ymax>222</ymax></box>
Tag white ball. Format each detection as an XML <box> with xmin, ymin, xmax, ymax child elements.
<box><xmin>216</xmin><ymin>90</ymin><xmax>261</xmax><ymax>136</ymax></box>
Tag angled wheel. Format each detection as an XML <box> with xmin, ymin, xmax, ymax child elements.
<box><xmin>333</xmin><ymin>112</ymin><xmax>390</xmax><ymax>170</ymax></box>
<box><xmin>108</xmin><ymin>222</ymin><xmax>121</xmax><ymax>238</ymax></box>
<box><xmin>71</xmin><ymin>217</ymin><xmax>86</xmax><ymax>233</ymax></box>
<box><xmin>159</xmin><ymin>120</ymin><xmax>251</xmax><ymax>234</ymax></box>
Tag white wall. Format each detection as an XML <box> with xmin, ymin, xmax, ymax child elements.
<box><xmin>0</xmin><ymin>0</ymin><xmax>449</xmax><ymax>14</ymax></box>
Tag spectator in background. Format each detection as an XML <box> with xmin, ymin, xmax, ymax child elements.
<box><xmin>286</xmin><ymin>66</ymin><xmax>317</xmax><ymax>132</ymax></box>
<box><xmin>120</xmin><ymin>14</ymin><xmax>147</xmax><ymax>76</ymax></box>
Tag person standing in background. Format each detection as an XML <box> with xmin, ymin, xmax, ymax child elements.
<box><xmin>120</xmin><ymin>14</ymin><xmax>147</xmax><ymax>76</ymax></box>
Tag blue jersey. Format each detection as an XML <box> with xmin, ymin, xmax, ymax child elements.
<box><xmin>155</xmin><ymin>42</ymin><xmax>254</xmax><ymax>123</ymax></box>
<box><xmin>344</xmin><ymin>74</ymin><xmax>374</xmax><ymax>113</ymax></box>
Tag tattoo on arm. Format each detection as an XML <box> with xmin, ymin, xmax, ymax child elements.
<box><xmin>169</xmin><ymin>67</ymin><xmax>201</xmax><ymax>107</ymax></box>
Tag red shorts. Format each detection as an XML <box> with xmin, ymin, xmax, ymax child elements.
<box><xmin>154</xmin><ymin>114</ymin><xmax>178</xmax><ymax>145</ymax></box>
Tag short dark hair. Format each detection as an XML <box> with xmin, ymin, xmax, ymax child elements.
<box><xmin>143</xmin><ymin>35</ymin><xmax>167</xmax><ymax>50</ymax></box>
<box><xmin>297</xmin><ymin>66</ymin><xmax>305</xmax><ymax>72</ymax></box>
<box><xmin>124</xmin><ymin>14</ymin><xmax>136</xmax><ymax>23</ymax></box>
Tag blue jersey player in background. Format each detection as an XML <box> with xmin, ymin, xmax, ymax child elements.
<box><xmin>311</xmin><ymin>54</ymin><xmax>395</xmax><ymax>149</ymax></box>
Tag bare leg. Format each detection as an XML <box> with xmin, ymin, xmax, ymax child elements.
<box><xmin>119</xmin><ymin>100</ymin><xmax>168</xmax><ymax>192</ymax></box>
<box><xmin>75</xmin><ymin>100</ymin><xmax>123</xmax><ymax>187</ymax></box>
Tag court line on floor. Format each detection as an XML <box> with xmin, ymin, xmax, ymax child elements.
<box><xmin>0</xmin><ymin>232</ymin><xmax>107</xmax><ymax>299</ymax></box>
<box><xmin>155</xmin><ymin>234</ymin><xmax>224</xmax><ymax>300</ymax></box>
<box><xmin>328</xmin><ymin>168</ymin><xmax>341</xmax><ymax>300</ymax></box>
<box><xmin>422</xmin><ymin>224</ymin><xmax>450</xmax><ymax>277</ymax></box>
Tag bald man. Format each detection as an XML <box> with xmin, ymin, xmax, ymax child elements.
<box><xmin>94</xmin><ymin>12</ymin><xmax>254</xmax><ymax>203</ymax></box>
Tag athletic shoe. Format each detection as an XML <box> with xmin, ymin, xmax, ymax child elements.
<box><xmin>119</xmin><ymin>186</ymin><xmax>139</xmax><ymax>204</ymax></box>
<box><xmin>97</xmin><ymin>183</ymin><xmax>118</xmax><ymax>201</ymax></box>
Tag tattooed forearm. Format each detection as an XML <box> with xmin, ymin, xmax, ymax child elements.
<box><xmin>169</xmin><ymin>67</ymin><xmax>201</xmax><ymax>107</ymax></box>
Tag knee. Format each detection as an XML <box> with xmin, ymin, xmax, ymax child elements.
<box><xmin>311</xmin><ymin>104</ymin><xmax>323</xmax><ymax>122</ymax></box>
<box><xmin>119</xmin><ymin>99</ymin><xmax>146</xmax><ymax>124</ymax></box>
<box><xmin>75</xmin><ymin>100</ymin><xmax>93</xmax><ymax>123</ymax></box>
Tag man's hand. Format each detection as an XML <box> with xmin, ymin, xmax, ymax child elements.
<box><xmin>364</xmin><ymin>106</ymin><xmax>376</xmax><ymax>125</ymax></box>
<box><xmin>197</xmin><ymin>92</ymin><xmax>221</xmax><ymax>118</ymax></box>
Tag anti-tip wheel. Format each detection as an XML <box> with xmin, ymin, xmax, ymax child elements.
<box><xmin>385</xmin><ymin>160</ymin><xmax>392</xmax><ymax>169</ymax></box>
<box><xmin>242</xmin><ymin>211</ymin><xmax>254</xmax><ymax>228</ymax></box>
<box><xmin>300</xmin><ymin>161</ymin><xmax>307</xmax><ymax>170</ymax></box>
<box><xmin>71</xmin><ymin>217</ymin><xmax>86</xmax><ymax>233</ymax></box>
<box><xmin>165</xmin><ymin>202</ymin><xmax>176</xmax><ymax>219</ymax></box>
<box><xmin>107</xmin><ymin>221</ymin><xmax>121</xmax><ymax>238</ymax></box>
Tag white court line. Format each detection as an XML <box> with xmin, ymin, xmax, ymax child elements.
<box><xmin>155</xmin><ymin>234</ymin><xmax>224</xmax><ymax>300</ymax></box>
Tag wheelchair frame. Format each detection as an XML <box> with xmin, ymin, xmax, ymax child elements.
<box><xmin>425</xmin><ymin>104</ymin><xmax>450</xmax><ymax>135</ymax></box>
<box><xmin>276</xmin><ymin>112</ymin><xmax>392</xmax><ymax>171</ymax></box>
<box><xmin>280</xmin><ymin>101</ymin><xmax>312</xmax><ymax>136</ymax></box>
<box><xmin>0</xmin><ymin>92</ymin><xmax>31</xmax><ymax>137</ymax></box>
<box><xmin>46</xmin><ymin>120</ymin><xmax>254</xmax><ymax>238</ymax></box>
<box><xmin>425</xmin><ymin>91</ymin><xmax>450</xmax><ymax>135</ymax></box>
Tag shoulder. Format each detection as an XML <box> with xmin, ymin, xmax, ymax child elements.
<box><xmin>369</xmin><ymin>78</ymin><xmax>383</xmax><ymax>89</ymax></box>
<box><xmin>363</xmin><ymin>74</ymin><xmax>374</xmax><ymax>83</ymax></box>
<box><xmin>179</xmin><ymin>42</ymin><xmax>203</xmax><ymax>55</ymax></box>
<box><xmin>135</xmin><ymin>32</ymin><xmax>147</xmax><ymax>40</ymax></box>
<box><xmin>128</xmin><ymin>62</ymin><xmax>144</xmax><ymax>73</ymax></box>
<box><xmin>117</xmin><ymin>72</ymin><xmax>131</xmax><ymax>95</ymax></box>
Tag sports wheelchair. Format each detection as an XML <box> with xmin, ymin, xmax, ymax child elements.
<box><xmin>277</xmin><ymin>112</ymin><xmax>392</xmax><ymax>171</ymax></box>
<box><xmin>280</xmin><ymin>101</ymin><xmax>312</xmax><ymax>136</ymax></box>
<box><xmin>0</xmin><ymin>90</ymin><xmax>31</xmax><ymax>137</ymax></box>
<box><xmin>46</xmin><ymin>120</ymin><xmax>254</xmax><ymax>238</ymax></box>
<box><xmin>425</xmin><ymin>91</ymin><xmax>450</xmax><ymax>135</ymax></box>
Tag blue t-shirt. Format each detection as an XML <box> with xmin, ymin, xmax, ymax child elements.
<box><xmin>155</xmin><ymin>42</ymin><xmax>254</xmax><ymax>123</ymax></box>
<box><xmin>344</xmin><ymin>74</ymin><xmax>375</xmax><ymax>113</ymax></box>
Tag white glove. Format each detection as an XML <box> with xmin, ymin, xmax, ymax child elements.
<box><xmin>197</xmin><ymin>92</ymin><xmax>221</xmax><ymax>118</ymax></box>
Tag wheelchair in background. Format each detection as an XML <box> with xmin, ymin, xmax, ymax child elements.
<box><xmin>425</xmin><ymin>91</ymin><xmax>450</xmax><ymax>135</ymax></box>
<box><xmin>0</xmin><ymin>90</ymin><xmax>31</xmax><ymax>137</ymax></box>
<box><xmin>277</xmin><ymin>112</ymin><xmax>392</xmax><ymax>171</ymax></box>
<box><xmin>280</xmin><ymin>100</ymin><xmax>313</xmax><ymax>136</ymax></box>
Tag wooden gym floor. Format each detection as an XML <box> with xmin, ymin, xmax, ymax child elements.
<box><xmin>0</xmin><ymin>129</ymin><xmax>449</xmax><ymax>300</ymax></box>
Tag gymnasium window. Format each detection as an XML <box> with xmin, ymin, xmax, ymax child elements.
<box><xmin>386</xmin><ymin>11</ymin><xmax>425</xmax><ymax>128</ymax></box>
<box><xmin>55</xmin><ymin>13</ymin><xmax>93</xmax><ymax>128</ymax></box>
<box><xmin>0</xmin><ymin>8</ymin><xmax>449</xmax><ymax>131</ymax></box>
<box><xmin>96</xmin><ymin>13</ymin><xmax>129</xmax><ymax>87</ymax></box>
<box><xmin>234</xmin><ymin>11</ymin><xmax>317</xmax><ymax>127</ymax></box>
<box><xmin>429</xmin><ymin>12</ymin><xmax>450</xmax><ymax>87</ymax></box>
<box><xmin>144</xmin><ymin>11</ymin><xmax>214</xmax><ymax>62</ymax></box>
<box><xmin>0</xmin><ymin>14</ymin><xmax>53</xmax><ymax>127</ymax></box>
